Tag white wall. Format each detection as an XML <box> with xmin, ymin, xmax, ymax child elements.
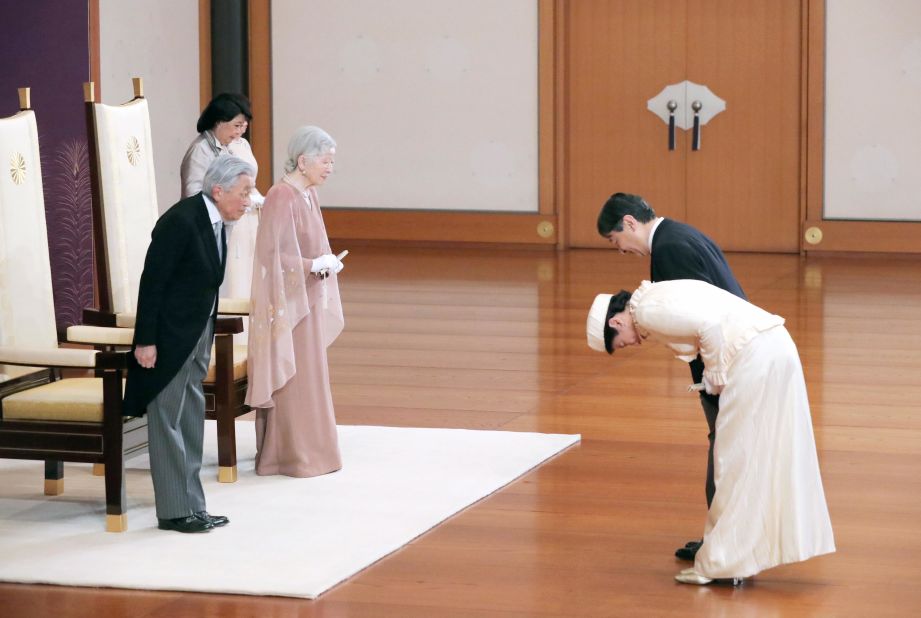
<box><xmin>825</xmin><ymin>0</ymin><xmax>921</xmax><ymax>221</ymax></box>
<box><xmin>271</xmin><ymin>0</ymin><xmax>539</xmax><ymax>212</ymax></box>
<box><xmin>99</xmin><ymin>0</ymin><xmax>200</xmax><ymax>213</ymax></box>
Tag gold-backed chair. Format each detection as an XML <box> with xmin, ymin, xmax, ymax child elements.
<box><xmin>81</xmin><ymin>79</ymin><xmax>250</xmax><ymax>482</ymax></box>
<box><xmin>0</xmin><ymin>88</ymin><xmax>146</xmax><ymax>532</ymax></box>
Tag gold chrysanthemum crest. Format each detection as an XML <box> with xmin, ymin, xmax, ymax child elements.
<box><xmin>9</xmin><ymin>152</ymin><xmax>26</xmax><ymax>185</ymax></box>
<box><xmin>126</xmin><ymin>136</ymin><xmax>141</xmax><ymax>166</ymax></box>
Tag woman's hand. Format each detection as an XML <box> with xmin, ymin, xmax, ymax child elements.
<box><xmin>689</xmin><ymin>376</ymin><xmax>723</xmax><ymax>395</ymax></box>
<box><xmin>310</xmin><ymin>254</ymin><xmax>340</xmax><ymax>274</ymax></box>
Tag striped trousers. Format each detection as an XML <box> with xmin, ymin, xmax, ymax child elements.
<box><xmin>147</xmin><ymin>320</ymin><xmax>213</xmax><ymax>519</ymax></box>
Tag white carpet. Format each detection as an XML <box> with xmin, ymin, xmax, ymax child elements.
<box><xmin>0</xmin><ymin>422</ymin><xmax>579</xmax><ymax>598</ymax></box>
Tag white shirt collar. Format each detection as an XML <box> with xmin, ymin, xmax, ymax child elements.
<box><xmin>202</xmin><ymin>193</ymin><xmax>223</xmax><ymax>226</ymax></box>
<box><xmin>647</xmin><ymin>217</ymin><xmax>665</xmax><ymax>253</ymax></box>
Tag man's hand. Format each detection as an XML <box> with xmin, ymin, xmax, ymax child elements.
<box><xmin>134</xmin><ymin>344</ymin><xmax>157</xmax><ymax>369</ymax></box>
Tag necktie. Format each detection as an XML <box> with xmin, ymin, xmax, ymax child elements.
<box><xmin>213</xmin><ymin>221</ymin><xmax>224</xmax><ymax>262</ymax></box>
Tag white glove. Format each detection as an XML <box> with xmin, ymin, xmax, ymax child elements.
<box><xmin>688</xmin><ymin>377</ymin><xmax>723</xmax><ymax>395</ymax></box>
<box><xmin>333</xmin><ymin>259</ymin><xmax>344</xmax><ymax>274</ymax></box>
<box><xmin>310</xmin><ymin>254</ymin><xmax>339</xmax><ymax>273</ymax></box>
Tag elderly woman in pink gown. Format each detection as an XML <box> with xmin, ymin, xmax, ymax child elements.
<box><xmin>245</xmin><ymin>126</ymin><xmax>344</xmax><ymax>477</ymax></box>
<box><xmin>587</xmin><ymin>280</ymin><xmax>835</xmax><ymax>585</ymax></box>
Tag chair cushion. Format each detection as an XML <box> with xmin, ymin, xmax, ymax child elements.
<box><xmin>2</xmin><ymin>378</ymin><xmax>124</xmax><ymax>422</ymax></box>
<box><xmin>204</xmin><ymin>345</ymin><xmax>248</xmax><ymax>384</ymax></box>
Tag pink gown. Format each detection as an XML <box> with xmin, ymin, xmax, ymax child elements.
<box><xmin>245</xmin><ymin>180</ymin><xmax>344</xmax><ymax>477</ymax></box>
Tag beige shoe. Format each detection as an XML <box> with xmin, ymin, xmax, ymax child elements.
<box><xmin>674</xmin><ymin>569</ymin><xmax>713</xmax><ymax>585</ymax></box>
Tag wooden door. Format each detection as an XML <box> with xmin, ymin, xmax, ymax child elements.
<box><xmin>564</xmin><ymin>0</ymin><xmax>803</xmax><ymax>252</ymax></box>
<box><xmin>564</xmin><ymin>0</ymin><xmax>688</xmax><ymax>247</ymax></box>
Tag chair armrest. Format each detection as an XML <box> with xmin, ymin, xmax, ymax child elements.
<box><xmin>83</xmin><ymin>308</ymin><xmax>117</xmax><ymax>327</ymax></box>
<box><xmin>218</xmin><ymin>297</ymin><xmax>250</xmax><ymax>315</ymax></box>
<box><xmin>83</xmin><ymin>308</ymin><xmax>136</xmax><ymax>328</ymax></box>
<box><xmin>215</xmin><ymin>316</ymin><xmax>244</xmax><ymax>335</ymax></box>
<box><xmin>66</xmin><ymin>325</ymin><xmax>135</xmax><ymax>346</ymax></box>
<box><xmin>115</xmin><ymin>312</ymin><xmax>136</xmax><ymax>327</ymax></box>
<box><xmin>0</xmin><ymin>346</ymin><xmax>99</xmax><ymax>368</ymax></box>
<box><xmin>94</xmin><ymin>350</ymin><xmax>129</xmax><ymax>370</ymax></box>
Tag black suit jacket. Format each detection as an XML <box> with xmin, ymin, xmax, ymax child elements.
<box><xmin>122</xmin><ymin>193</ymin><xmax>226</xmax><ymax>416</ymax></box>
<box><xmin>650</xmin><ymin>219</ymin><xmax>745</xmax><ymax>299</ymax></box>
<box><xmin>649</xmin><ymin>218</ymin><xmax>745</xmax><ymax>403</ymax></box>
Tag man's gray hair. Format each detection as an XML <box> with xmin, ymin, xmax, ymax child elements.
<box><xmin>202</xmin><ymin>154</ymin><xmax>255</xmax><ymax>197</ymax></box>
<box><xmin>284</xmin><ymin>126</ymin><xmax>336</xmax><ymax>173</ymax></box>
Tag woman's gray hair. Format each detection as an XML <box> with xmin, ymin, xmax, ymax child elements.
<box><xmin>284</xmin><ymin>126</ymin><xmax>336</xmax><ymax>173</ymax></box>
<box><xmin>202</xmin><ymin>154</ymin><xmax>256</xmax><ymax>196</ymax></box>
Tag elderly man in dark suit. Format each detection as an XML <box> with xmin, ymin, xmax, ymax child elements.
<box><xmin>124</xmin><ymin>155</ymin><xmax>255</xmax><ymax>533</ymax></box>
<box><xmin>597</xmin><ymin>192</ymin><xmax>746</xmax><ymax>561</ymax></box>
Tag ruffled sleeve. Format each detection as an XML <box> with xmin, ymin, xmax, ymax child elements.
<box><xmin>699</xmin><ymin>311</ymin><xmax>784</xmax><ymax>387</ymax></box>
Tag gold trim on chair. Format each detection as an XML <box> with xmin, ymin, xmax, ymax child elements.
<box><xmin>106</xmin><ymin>514</ymin><xmax>128</xmax><ymax>533</ymax></box>
<box><xmin>44</xmin><ymin>478</ymin><xmax>64</xmax><ymax>496</ymax></box>
<box><xmin>218</xmin><ymin>466</ymin><xmax>238</xmax><ymax>483</ymax></box>
<box><xmin>9</xmin><ymin>151</ymin><xmax>26</xmax><ymax>184</ymax></box>
<box><xmin>126</xmin><ymin>136</ymin><xmax>141</xmax><ymax>166</ymax></box>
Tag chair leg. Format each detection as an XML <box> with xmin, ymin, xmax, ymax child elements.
<box><xmin>44</xmin><ymin>460</ymin><xmax>63</xmax><ymax>496</ymax></box>
<box><xmin>103</xmin><ymin>458</ymin><xmax>127</xmax><ymax>532</ymax></box>
<box><xmin>101</xmin><ymin>367</ymin><xmax>128</xmax><ymax>531</ymax></box>
<box><xmin>102</xmin><ymin>442</ymin><xmax>127</xmax><ymax>532</ymax></box>
<box><xmin>213</xmin><ymin>335</ymin><xmax>239</xmax><ymax>482</ymax></box>
<box><xmin>217</xmin><ymin>412</ymin><xmax>238</xmax><ymax>483</ymax></box>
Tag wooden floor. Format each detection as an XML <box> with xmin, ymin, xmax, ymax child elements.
<box><xmin>3</xmin><ymin>247</ymin><xmax>921</xmax><ymax>617</ymax></box>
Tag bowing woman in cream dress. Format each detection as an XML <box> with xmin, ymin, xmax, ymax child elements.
<box><xmin>587</xmin><ymin>279</ymin><xmax>835</xmax><ymax>585</ymax></box>
<box><xmin>180</xmin><ymin>93</ymin><xmax>264</xmax><ymax>301</ymax></box>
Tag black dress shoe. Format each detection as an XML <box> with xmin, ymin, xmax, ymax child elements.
<box><xmin>158</xmin><ymin>515</ymin><xmax>213</xmax><ymax>533</ymax></box>
<box><xmin>194</xmin><ymin>511</ymin><xmax>229</xmax><ymax>527</ymax></box>
<box><xmin>675</xmin><ymin>539</ymin><xmax>703</xmax><ymax>561</ymax></box>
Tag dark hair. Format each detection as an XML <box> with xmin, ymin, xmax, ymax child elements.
<box><xmin>603</xmin><ymin>290</ymin><xmax>633</xmax><ymax>354</ymax></box>
<box><xmin>196</xmin><ymin>93</ymin><xmax>253</xmax><ymax>133</ymax></box>
<box><xmin>597</xmin><ymin>193</ymin><xmax>656</xmax><ymax>237</ymax></box>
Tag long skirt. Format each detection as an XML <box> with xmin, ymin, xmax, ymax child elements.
<box><xmin>694</xmin><ymin>326</ymin><xmax>835</xmax><ymax>579</ymax></box>
<box><xmin>254</xmin><ymin>307</ymin><xmax>342</xmax><ymax>477</ymax></box>
<box><xmin>221</xmin><ymin>209</ymin><xmax>258</xmax><ymax>345</ymax></box>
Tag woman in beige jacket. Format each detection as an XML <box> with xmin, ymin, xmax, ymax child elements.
<box><xmin>180</xmin><ymin>93</ymin><xmax>263</xmax><ymax>301</ymax></box>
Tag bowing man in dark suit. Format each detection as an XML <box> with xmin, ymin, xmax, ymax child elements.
<box><xmin>124</xmin><ymin>155</ymin><xmax>255</xmax><ymax>533</ymax></box>
<box><xmin>597</xmin><ymin>192</ymin><xmax>746</xmax><ymax>561</ymax></box>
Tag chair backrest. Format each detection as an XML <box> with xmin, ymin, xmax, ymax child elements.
<box><xmin>86</xmin><ymin>80</ymin><xmax>159</xmax><ymax>315</ymax></box>
<box><xmin>0</xmin><ymin>96</ymin><xmax>58</xmax><ymax>351</ymax></box>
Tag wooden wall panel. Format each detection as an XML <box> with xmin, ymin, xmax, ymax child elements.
<box><xmin>324</xmin><ymin>211</ymin><xmax>557</xmax><ymax>246</ymax></box>
<box><xmin>89</xmin><ymin>0</ymin><xmax>101</xmax><ymax>94</ymax></box>
<box><xmin>248</xmin><ymin>1</ymin><xmax>557</xmax><ymax>246</ymax></box>
<box><xmin>803</xmin><ymin>0</ymin><xmax>921</xmax><ymax>254</ymax></box>
<box><xmin>248</xmin><ymin>0</ymin><xmax>272</xmax><ymax>196</ymax></box>
<box><xmin>198</xmin><ymin>0</ymin><xmax>211</xmax><ymax>108</ymax></box>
